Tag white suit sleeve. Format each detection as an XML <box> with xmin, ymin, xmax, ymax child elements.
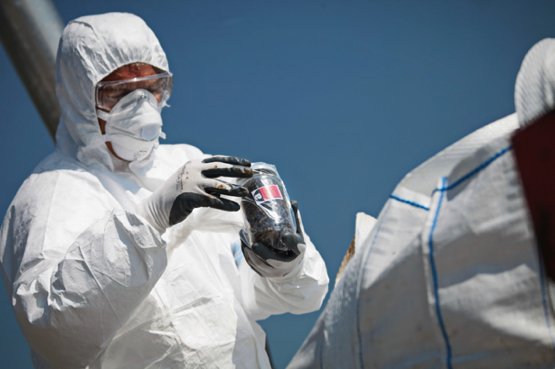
<box><xmin>239</xmin><ymin>231</ymin><xmax>329</xmax><ymax>321</ymax></box>
<box><xmin>0</xmin><ymin>170</ymin><xmax>167</xmax><ymax>369</ymax></box>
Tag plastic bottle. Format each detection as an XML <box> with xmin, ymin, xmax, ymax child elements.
<box><xmin>239</xmin><ymin>162</ymin><xmax>296</xmax><ymax>251</ymax></box>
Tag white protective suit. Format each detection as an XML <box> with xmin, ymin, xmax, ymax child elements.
<box><xmin>288</xmin><ymin>39</ymin><xmax>555</xmax><ymax>369</ymax></box>
<box><xmin>0</xmin><ymin>13</ymin><xmax>328</xmax><ymax>369</ymax></box>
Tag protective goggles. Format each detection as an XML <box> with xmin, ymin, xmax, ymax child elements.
<box><xmin>95</xmin><ymin>71</ymin><xmax>173</xmax><ymax>112</ymax></box>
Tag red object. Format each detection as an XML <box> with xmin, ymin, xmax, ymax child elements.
<box><xmin>258</xmin><ymin>185</ymin><xmax>283</xmax><ymax>201</ymax></box>
<box><xmin>512</xmin><ymin>110</ymin><xmax>555</xmax><ymax>282</ymax></box>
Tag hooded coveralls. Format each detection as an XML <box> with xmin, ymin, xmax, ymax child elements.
<box><xmin>0</xmin><ymin>13</ymin><xmax>328</xmax><ymax>369</ymax></box>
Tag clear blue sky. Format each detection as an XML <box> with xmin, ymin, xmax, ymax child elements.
<box><xmin>1</xmin><ymin>1</ymin><xmax>555</xmax><ymax>368</ymax></box>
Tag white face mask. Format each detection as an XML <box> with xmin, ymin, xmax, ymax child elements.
<box><xmin>97</xmin><ymin>89</ymin><xmax>167</xmax><ymax>162</ymax></box>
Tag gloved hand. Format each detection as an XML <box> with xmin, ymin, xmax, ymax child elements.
<box><xmin>139</xmin><ymin>156</ymin><xmax>253</xmax><ymax>232</ymax></box>
<box><xmin>241</xmin><ymin>201</ymin><xmax>306</xmax><ymax>278</ymax></box>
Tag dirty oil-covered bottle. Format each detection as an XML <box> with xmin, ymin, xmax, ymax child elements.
<box><xmin>239</xmin><ymin>163</ymin><xmax>296</xmax><ymax>251</ymax></box>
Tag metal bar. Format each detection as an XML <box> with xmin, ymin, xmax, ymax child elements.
<box><xmin>0</xmin><ymin>0</ymin><xmax>63</xmax><ymax>140</ymax></box>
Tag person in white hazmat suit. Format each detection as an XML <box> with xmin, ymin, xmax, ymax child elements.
<box><xmin>0</xmin><ymin>12</ymin><xmax>329</xmax><ymax>369</ymax></box>
<box><xmin>288</xmin><ymin>39</ymin><xmax>555</xmax><ymax>369</ymax></box>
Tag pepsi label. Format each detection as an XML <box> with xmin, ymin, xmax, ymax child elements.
<box><xmin>252</xmin><ymin>184</ymin><xmax>283</xmax><ymax>205</ymax></box>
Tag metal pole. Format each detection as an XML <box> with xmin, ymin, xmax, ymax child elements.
<box><xmin>0</xmin><ymin>0</ymin><xmax>63</xmax><ymax>140</ymax></box>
